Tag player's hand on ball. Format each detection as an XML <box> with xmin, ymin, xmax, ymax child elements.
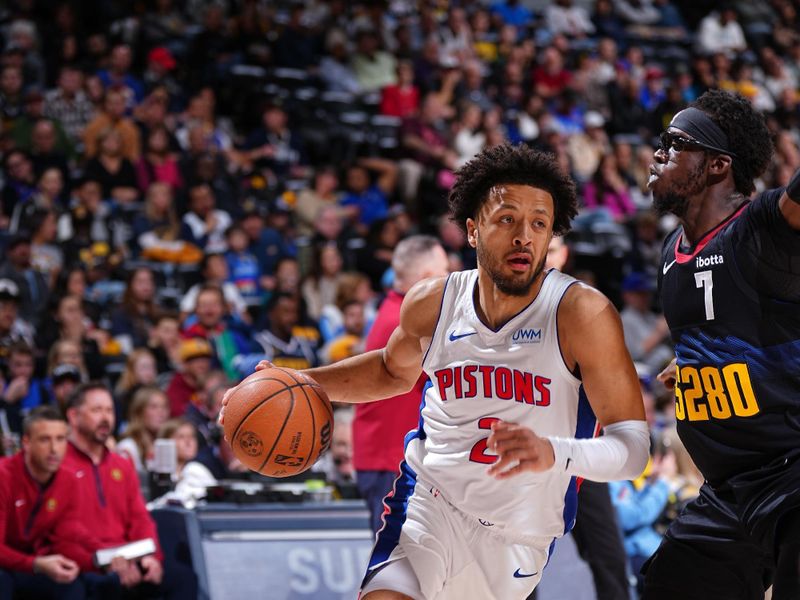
<box><xmin>486</xmin><ymin>421</ymin><xmax>555</xmax><ymax>479</ymax></box>
<box><xmin>219</xmin><ymin>360</ymin><xmax>274</xmax><ymax>438</ymax></box>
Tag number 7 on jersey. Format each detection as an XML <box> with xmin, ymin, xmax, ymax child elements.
<box><xmin>695</xmin><ymin>270</ymin><xmax>715</xmax><ymax>320</ymax></box>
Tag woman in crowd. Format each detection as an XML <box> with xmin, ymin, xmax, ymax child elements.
<box><xmin>110</xmin><ymin>267</ymin><xmax>161</xmax><ymax>352</ymax></box>
<box><xmin>149</xmin><ymin>418</ymin><xmax>217</xmax><ymax>509</ymax></box>
<box><xmin>114</xmin><ymin>348</ymin><xmax>159</xmax><ymax>426</ymax></box>
<box><xmin>83</xmin><ymin>128</ymin><xmax>139</xmax><ymax>204</ymax></box>
<box><xmin>117</xmin><ymin>386</ymin><xmax>170</xmax><ymax>498</ymax></box>
<box><xmin>301</xmin><ymin>242</ymin><xmax>346</xmax><ymax>322</ymax></box>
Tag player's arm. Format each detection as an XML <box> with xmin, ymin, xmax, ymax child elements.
<box><xmin>778</xmin><ymin>168</ymin><xmax>800</xmax><ymax>230</ymax></box>
<box><xmin>488</xmin><ymin>284</ymin><xmax>649</xmax><ymax>481</ymax></box>
<box><xmin>302</xmin><ymin>276</ymin><xmax>445</xmax><ymax>403</ymax></box>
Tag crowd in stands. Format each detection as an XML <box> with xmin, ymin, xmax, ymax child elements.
<box><xmin>0</xmin><ymin>0</ymin><xmax>798</xmax><ymax>597</ymax></box>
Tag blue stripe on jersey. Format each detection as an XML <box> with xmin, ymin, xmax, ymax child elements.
<box><xmin>363</xmin><ymin>381</ymin><xmax>431</xmax><ymax>582</ymax></box>
<box><xmin>404</xmin><ymin>380</ymin><xmax>431</xmax><ymax>446</ymax></box>
<box><xmin>560</xmin><ymin>385</ymin><xmax>597</xmax><ymax>535</ymax></box>
<box><xmin>676</xmin><ymin>329</ymin><xmax>800</xmax><ymax>377</ymax></box>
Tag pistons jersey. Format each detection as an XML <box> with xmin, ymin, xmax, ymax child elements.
<box><xmin>658</xmin><ymin>188</ymin><xmax>800</xmax><ymax>487</ymax></box>
<box><xmin>403</xmin><ymin>268</ymin><xmax>598</xmax><ymax>543</ymax></box>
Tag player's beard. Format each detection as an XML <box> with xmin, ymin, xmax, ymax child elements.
<box><xmin>652</xmin><ymin>157</ymin><xmax>708</xmax><ymax>219</ymax></box>
<box><xmin>476</xmin><ymin>239</ymin><xmax>546</xmax><ymax>297</ymax></box>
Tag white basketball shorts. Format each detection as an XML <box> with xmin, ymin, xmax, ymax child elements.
<box><xmin>360</xmin><ymin>464</ymin><xmax>551</xmax><ymax>600</ymax></box>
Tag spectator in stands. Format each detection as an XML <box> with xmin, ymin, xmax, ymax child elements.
<box><xmin>0</xmin><ymin>65</ymin><xmax>24</xmax><ymax>130</ymax></box>
<box><xmin>351</xmin><ymin>28</ymin><xmax>398</xmax><ymax>93</ymax></box>
<box><xmin>182</xmin><ymin>284</ymin><xmax>261</xmax><ymax>379</ymax></box>
<box><xmin>56</xmin><ymin>176</ymin><xmax>104</xmax><ymax>246</ymax></box>
<box><xmin>490</xmin><ymin>0</ymin><xmax>534</xmax><ymax>27</ymax></box>
<box><xmin>355</xmin><ymin>216</ymin><xmax>401</xmax><ymax>292</ymax></box>
<box><xmin>294</xmin><ymin>166</ymin><xmax>346</xmax><ymax>237</ymax></box>
<box><xmin>97</xmin><ymin>44</ymin><xmax>145</xmax><ymax>107</ymax></box>
<box><xmin>133</xmin><ymin>182</ymin><xmax>183</xmax><ymax>258</ymax></box>
<box><xmin>609</xmin><ymin>449</ymin><xmax>680</xmax><ymax>593</ymax></box>
<box><xmin>582</xmin><ymin>154</ymin><xmax>637</xmax><ymax>223</ymax></box>
<box><xmin>302</xmin><ymin>242</ymin><xmax>346</xmax><ymax>322</ymax></box>
<box><xmin>36</xmin><ymin>296</ymin><xmax>105</xmax><ymax>380</ymax></box>
<box><xmin>9</xmin><ymin>167</ymin><xmax>65</xmax><ymax>235</ymax></box>
<box><xmin>224</xmin><ymin>223</ymin><xmax>261</xmax><ymax>308</ymax></box>
<box><xmin>43</xmin><ymin>65</ymin><xmax>94</xmax><ymax>145</ymax></box>
<box><xmin>546</xmin><ymin>0</ymin><xmax>595</xmax><ymax>38</ymax></box>
<box><xmin>46</xmin><ymin>340</ymin><xmax>88</xmax><ymax>385</ymax></box>
<box><xmin>180</xmin><ymin>182</ymin><xmax>231</xmax><ymax>253</ymax></box>
<box><xmin>272</xmin><ymin>4</ymin><xmax>317</xmax><ymax>71</ymax></box>
<box><xmin>243</xmin><ymin>102</ymin><xmax>306</xmax><ymax>181</ymax></box>
<box><xmin>147</xmin><ymin>313</ymin><xmax>181</xmax><ymax>375</ymax></box>
<box><xmin>567</xmin><ymin>111</ymin><xmax>610</xmax><ymax>182</ymax></box>
<box><xmin>254</xmin><ymin>292</ymin><xmax>320</xmax><ymax>370</ymax></box>
<box><xmin>180</xmin><ymin>253</ymin><xmax>247</xmax><ymax>323</ymax></box>
<box><xmin>319</xmin><ymin>30</ymin><xmax>361</xmax><ymax>94</ymax></box>
<box><xmin>0</xmin><ymin>233</ymin><xmax>49</xmax><ymax>326</ymax></box>
<box><xmin>150</xmin><ymin>418</ymin><xmax>217</xmax><ymax>509</ymax></box>
<box><xmin>320</xmin><ymin>299</ymin><xmax>366</xmax><ymax>365</ymax></box>
<box><xmin>398</xmin><ymin>93</ymin><xmax>457</xmax><ymax>212</ymax></box>
<box><xmin>183</xmin><ymin>370</ymin><xmax>229</xmax><ymax>472</ymax></box>
<box><xmin>47</xmin><ymin>363</ymin><xmax>81</xmax><ymax>416</ymax></box>
<box><xmin>83</xmin><ymin>128</ymin><xmax>140</xmax><ymax>205</ymax></box>
<box><xmin>0</xmin><ymin>343</ymin><xmax>47</xmax><ymax>434</ymax></box>
<box><xmin>340</xmin><ymin>158</ymin><xmax>397</xmax><ymax>232</ymax></box>
<box><xmin>0</xmin><ymin>279</ymin><xmax>35</xmax><ymax>371</ymax></box>
<box><xmin>0</xmin><ymin>406</ymin><xmax>95</xmax><ymax>600</ymax></box>
<box><xmin>64</xmin><ymin>382</ymin><xmax>196</xmax><ymax>599</ymax></box>
<box><xmin>116</xmin><ymin>386</ymin><xmax>170</xmax><ymax>497</ymax></box>
<box><xmin>619</xmin><ymin>272</ymin><xmax>673</xmax><ymax>376</ymax></box>
<box><xmin>110</xmin><ymin>268</ymin><xmax>160</xmax><ymax>352</ymax></box>
<box><xmin>319</xmin><ymin>272</ymin><xmax>376</xmax><ymax>343</ymax></box>
<box><xmin>353</xmin><ymin>235</ymin><xmax>449</xmax><ymax>533</ymax></box>
<box><xmin>114</xmin><ymin>349</ymin><xmax>159</xmax><ymax>425</ymax></box>
<box><xmin>380</xmin><ymin>60</ymin><xmax>420</xmax><ymax>118</ymax></box>
<box><xmin>166</xmin><ymin>337</ymin><xmax>212</xmax><ymax>418</ymax></box>
<box><xmin>29</xmin><ymin>208</ymin><xmax>63</xmax><ymax>289</ymax></box>
<box><xmin>135</xmin><ymin>125</ymin><xmax>183</xmax><ymax>193</ymax></box>
<box><xmin>0</xmin><ymin>150</ymin><xmax>36</xmax><ymax>228</ymax></box>
<box><xmin>82</xmin><ymin>86</ymin><xmax>141</xmax><ymax>161</ymax></box>
<box><xmin>697</xmin><ymin>7</ymin><xmax>747</xmax><ymax>56</ymax></box>
<box><xmin>26</xmin><ymin>118</ymin><xmax>71</xmax><ymax>181</ymax></box>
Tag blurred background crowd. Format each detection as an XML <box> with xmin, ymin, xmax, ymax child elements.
<box><xmin>0</xmin><ymin>0</ymin><xmax>798</xmax><ymax>597</ymax></box>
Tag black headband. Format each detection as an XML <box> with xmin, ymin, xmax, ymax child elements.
<box><xmin>669</xmin><ymin>107</ymin><xmax>736</xmax><ymax>157</ymax></box>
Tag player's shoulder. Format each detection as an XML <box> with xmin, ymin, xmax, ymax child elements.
<box><xmin>559</xmin><ymin>280</ymin><xmax>618</xmax><ymax>329</ymax></box>
<box><xmin>400</xmin><ymin>274</ymin><xmax>449</xmax><ymax>338</ymax></box>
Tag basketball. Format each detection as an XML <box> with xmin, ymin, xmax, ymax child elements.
<box><xmin>223</xmin><ymin>366</ymin><xmax>334</xmax><ymax>478</ymax></box>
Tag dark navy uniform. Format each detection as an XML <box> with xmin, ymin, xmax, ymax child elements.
<box><xmin>644</xmin><ymin>189</ymin><xmax>800</xmax><ymax>600</ymax></box>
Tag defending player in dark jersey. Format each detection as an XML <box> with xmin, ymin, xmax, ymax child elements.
<box><xmin>644</xmin><ymin>89</ymin><xmax>800</xmax><ymax>600</ymax></box>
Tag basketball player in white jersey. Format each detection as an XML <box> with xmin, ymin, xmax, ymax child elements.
<box><xmin>222</xmin><ymin>144</ymin><xmax>649</xmax><ymax>599</ymax></box>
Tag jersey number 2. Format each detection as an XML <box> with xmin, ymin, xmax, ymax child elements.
<box><xmin>469</xmin><ymin>417</ymin><xmax>500</xmax><ymax>464</ymax></box>
<box><xmin>695</xmin><ymin>270</ymin><xmax>715</xmax><ymax>320</ymax></box>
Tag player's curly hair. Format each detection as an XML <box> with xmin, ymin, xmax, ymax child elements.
<box><xmin>692</xmin><ymin>90</ymin><xmax>773</xmax><ymax>196</ymax></box>
<box><xmin>448</xmin><ymin>144</ymin><xmax>578</xmax><ymax>236</ymax></box>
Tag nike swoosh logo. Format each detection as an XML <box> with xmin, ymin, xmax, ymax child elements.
<box><xmin>513</xmin><ymin>568</ymin><xmax>538</xmax><ymax>579</ymax></box>
<box><xmin>663</xmin><ymin>259</ymin><xmax>677</xmax><ymax>275</ymax></box>
<box><xmin>449</xmin><ymin>331</ymin><xmax>477</xmax><ymax>342</ymax></box>
<box><xmin>565</xmin><ymin>457</ymin><xmax>572</xmax><ymax>470</ymax></box>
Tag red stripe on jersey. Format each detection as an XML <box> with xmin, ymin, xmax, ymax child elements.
<box><xmin>674</xmin><ymin>202</ymin><xmax>749</xmax><ymax>264</ymax></box>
